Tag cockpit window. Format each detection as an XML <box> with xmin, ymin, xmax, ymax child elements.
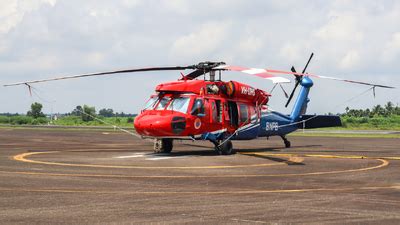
<box><xmin>167</xmin><ymin>97</ymin><xmax>190</xmax><ymax>114</ymax></box>
<box><xmin>191</xmin><ymin>98</ymin><xmax>205</xmax><ymax>115</ymax></box>
<box><xmin>155</xmin><ymin>97</ymin><xmax>170</xmax><ymax>110</ymax></box>
<box><xmin>143</xmin><ymin>96</ymin><xmax>158</xmax><ymax>110</ymax></box>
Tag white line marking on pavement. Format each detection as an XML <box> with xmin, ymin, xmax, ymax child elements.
<box><xmin>114</xmin><ymin>153</ymin><xmax>147</xmax><ymax>159</ymax></box>
<box><xmin>146</xmin><ymin>156</ymin><xmax>190</xmax><ymax>161</ymax></box>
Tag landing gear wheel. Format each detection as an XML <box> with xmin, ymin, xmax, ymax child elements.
<box><xmin>215</xmin><ymin>140</ymin><xmax>235</xmax><ymax>155</ymax></box>
<box><xmin>153</xmin><ymin>139</ymin><xmax>173</xmax><ymax>153</ymax></box>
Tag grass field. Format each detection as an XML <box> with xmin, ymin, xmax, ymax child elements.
<box><xmin>0</xmin><ymin>115</ymin><xmax>134</xmax><ymax>127</ymax></box>
<box><xmin>341</xmin><ymin>115</ymin><xmax>400</xmax><ymax>130</ymax></box>
<box><xmin>289</xmin><ymin>131</ymin><xmax>400</xmax><ymax>139</ymax></box>
<box><xmin>1</xmin><ymin>115</ymin><xmax>400</xmax><ymax>134</ymax></box>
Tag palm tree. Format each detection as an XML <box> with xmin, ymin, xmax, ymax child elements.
<box><xmin>385</xmin><ymin>101</ymin><xmax>394</xmax><ymax>115</ymax></box>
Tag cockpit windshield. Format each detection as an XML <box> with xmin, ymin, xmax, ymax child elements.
<box><xmin>155</xmin><ymin>97</ymin><xmax>171</xmax><ymax>110</ymax></box>
<box><xmin>166</xmin><ymin>97</ymin><xmax>190</xmax><ymax>114</ymax></box>
<box><xmin>143</xmin><ymin>96</ymin><xmax>158</xmax><ymax>110</ymax></box>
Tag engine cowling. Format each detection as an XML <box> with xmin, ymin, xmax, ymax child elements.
<box><xmin>223</xmin><ymin>81</ymin><xmax>269</xmax><ymax>105</ymax></box>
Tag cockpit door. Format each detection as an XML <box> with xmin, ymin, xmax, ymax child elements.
<box><xmin>190</xmin><ymin>98</ymin><xmax>206</xmax><ymax>116</ymax></box>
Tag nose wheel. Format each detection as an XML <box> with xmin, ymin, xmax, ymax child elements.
<box><xmin>280</xmin><ymin>135</ymin><xmax>291</xmax><ymax>148</ymax></box>
<box><xmin>154</xmin><ymin>138</ymin><xmax>173</xmax><ymax>153</ymax></box>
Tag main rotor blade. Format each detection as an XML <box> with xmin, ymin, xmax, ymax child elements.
<box><xmin>182</xmin><ymin>61</ymin><xmax>226</xmax><ymax>80</ymax></box>
<box><xmin>259</xmin><ymin>69</ymin><xmax>395</xmax><ymax>89</ymax></box>
<box><xmin>216</xmin><ymin>64</ymin><xmax>395</xmax><ymax>89</ymax></box>
<box><xmin>214</xmin><ymin>65</ymin><xmax>291</xmax><ymax>84</ymax></box>
<box><xmin>307</xmin><ymin>74</ymin><xmax>395</xmax><ymax>89</ymax></box>
<box><xmin>3</xmin><ymin>66</ymin><xmax>195</xmax><ymax>87</ymax></box>
<box><xmin>184</xmin><ymin>69</ymin><xmax>210</xmax><ymax>80</ymax></box>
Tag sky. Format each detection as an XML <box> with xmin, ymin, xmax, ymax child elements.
<box><xmin>1</xmin><ymin>0</ymin><xmax>399</xmax><ymax>115</ymax></box>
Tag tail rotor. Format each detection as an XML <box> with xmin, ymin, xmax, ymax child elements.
<box><xmin>285</xmin><ymin>53</ymin><xmax>314</xmax><ymax>107</ymax></box>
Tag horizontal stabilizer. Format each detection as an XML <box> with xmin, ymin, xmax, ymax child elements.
<box><xmin>297</xmin><ymin>115</ymin><xmax>342</xmax><ymax>129</ymax></box>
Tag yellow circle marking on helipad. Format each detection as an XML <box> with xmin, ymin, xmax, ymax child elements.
<box><xmin>13</xmin><ymin>151</ymin><xmax>285</xmax><ymax>169</ymax></box>
<box><xmin>5</xmin><ymin>151</ymin><xmax>390</xmax><ymax>178</ymax></box>
<box><xmin>241</xmin><ymin>152</ymin><xmax>400</xmax><ymax>161</ymax></box>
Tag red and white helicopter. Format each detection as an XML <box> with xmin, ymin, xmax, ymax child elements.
<box><xmin>4</xmin><ymin>54</ymin><xmax>395</xmax><ymax>154</ymax></box>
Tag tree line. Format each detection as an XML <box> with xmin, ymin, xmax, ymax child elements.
<box><xmin>19</xmin><ymin>102</ymin><xmax>136</xmax><ymax>122</ymax></box>
<box><xmin>68</xmin><ymin>105</ymin><xmax>136</xmax><ymax>121</ymax></box>
<box><xmin>344</xmin><ymin>102</ymin><xmax>399</xmax><ymax>117</ymax></box>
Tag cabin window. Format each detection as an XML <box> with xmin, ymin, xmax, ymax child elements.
<box><xmin>239</xmin><ymin>103</ymin><xmax>249</xmax><ymax>124</ymax></box>
<box><xmin>211</xmin><ymin>100</ymin><xmax>222</xmax><ymax>123</ymax></box>
<box><xmin>249</xmin><ymin>105</ymin><xmax>257</xmax><ymax>122</ymax></box>
<box><xmin>143</xmin><ymin>96</ymin><xmax>158</xmax><ymax>110</ymax></box>
<box><xmin>191</xmin><ymin>98</ymin><xmax>205</xmax><ymax>115</ymax></box>
<box><xmin>155</xmin><ymin>97</ymin><xmax>170</xmax><ymax>110</ymax></box>
<box><xmin>167</xmin><ymin>97</ymin><xmax>190</xmax><ymax>114</ymax></box>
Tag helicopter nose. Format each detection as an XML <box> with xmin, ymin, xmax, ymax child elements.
<box><xmin>134</xmin><ymin>115</ymin><xmax>170</xmax><ymax>136</ymax></box>
<box><xmin>134</xmin><ymin>114</ymin><xmax>186</xmax><ymax>136</ymax></box>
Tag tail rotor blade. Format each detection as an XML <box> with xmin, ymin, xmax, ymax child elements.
<box><xmin>302</xmin><ymin>53</ymin><xmax>314</xmax><ymax>74</ymax></box>
<box><xmin>285</xmin><ymin>67</ymin><xmax>300</xmax><ymax>107</ymax></box>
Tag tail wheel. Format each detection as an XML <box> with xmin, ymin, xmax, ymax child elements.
<box><xmin>284</xmin><ymin>140</ymin><xmax>291</xmax><ymax>148</ymax></box>
<box><xmin>154</xmin><ymin>139</ymin><xmax>173</xmax><ymax>153</ymax></box>
<box><xmin>215</xmin><ymin>140</ymin><xmax>235</xmax><ymax>155</ymax></box>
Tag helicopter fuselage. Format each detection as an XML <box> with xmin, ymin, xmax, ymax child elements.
<box><xmin>134</xmin><ymin>79</ymin><xmax>295</xmax><ymax>140</ymax></box>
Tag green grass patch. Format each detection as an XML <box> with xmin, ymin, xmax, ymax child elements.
<box><xmin>0</xmin><ymin>115</ymin><xmax>135</xmax><ymax>127</ymax></box>
<box><xmin>289</xmin><ymin>132</ymin><xmax>400</xmax><ymax>139</ymax></box>
<box><xmin>52</xmin><ymin>116</ymin><xmax>134</xmax><ymax>127</ymax></box>
<box><xmin>341</xmin><ymin>115</ymin><xmax>400</xmax><ymax>130</ymax></box>
<box><xmin>1</xmin><ymin>114</ymin><xmax>399</xmax><ymax>131</ymax></box>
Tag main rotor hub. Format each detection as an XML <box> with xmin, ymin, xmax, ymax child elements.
<box><xmin>194</xmin><ymin>61</ymin><xmax>226</xmax><ymax>70</ymax></box>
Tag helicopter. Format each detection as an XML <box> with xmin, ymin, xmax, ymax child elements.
<box><xmin>4</xmin><ymin>53</ymin><xmax>395</xmax><ymax>155</ymax></box>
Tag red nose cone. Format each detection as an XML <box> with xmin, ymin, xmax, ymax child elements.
<box><xmin>134</xmin><ymin>113</ymin><xmax>177</xmax><ymax>137</ymax></box>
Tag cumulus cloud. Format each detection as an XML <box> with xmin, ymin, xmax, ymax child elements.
<box><xmin>0</xmin><ymin>0</ymin><xmax>56</xmax><ymax>34</ymax></box>
<box><xmin>170</xmin><ymin>21</ymin><xmax>231</xmax><ymax>59</ymax></box>
<box><xmin>314</xmin><ymin>12</ymin><xmax>363</xmax><ymax>42</ymax></box>
<box><xmin>339</xmin><ymin>50</ymin><xmax>360</xmax><ymax>69</ymax></box>
<box><xmin>382</xmin><ymin>32</ymin><xmax>400</xmax><ymax>63</ymax></box>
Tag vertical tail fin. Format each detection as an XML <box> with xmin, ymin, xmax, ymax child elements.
<box><xmin>289</xmin><ymin>76</ymin><xmax>313</xmax><ymax>121</ymax></box>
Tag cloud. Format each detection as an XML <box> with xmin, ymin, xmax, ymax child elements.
<box><xmin>279</xmin><ymin>42</ymin><xmax>305</xmax><ymax>63</ymax></box>
<box><xmin>382</xmin><ymin>32</ymin><xmax>400</xmax><ymax>63</ymax></box>
<box><xmin>339</xmin><ymin>49</ymin><xmax>360</xmax><ymax>69</ymax></box>
<box><xmin>170</xmin><ymin>21</ymin><xmax>231</xmax><ymax>59</ymax></box>
<box><xmin>315</xmin><ymin>13</ymin><xmax>363</xmax><ymax>42</ymax></box>
<box><xmin>0</xmin><ymin>0</ymin><xmax>56</xmax><ymax>35</ymax></box>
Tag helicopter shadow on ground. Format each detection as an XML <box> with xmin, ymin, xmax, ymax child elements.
<box><xmin>240</xmin><ymin>153</ymin><xmax>306</xmax><ymax>165</ymax></box>
<box><xmin>236</xmin><ymin>144</ymin><xmax>322</xmax><ymax>153</ymax></box>
<box><xmin>151</xmin><ymin>144</ymin><xmax>321</xmax><ymax>164</ymax></box>
<box><xmin>181</xmin><ymin>143</ymin><xmax>322</xmax><ymax>152</ymax></box>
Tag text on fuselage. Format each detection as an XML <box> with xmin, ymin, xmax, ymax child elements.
<box><xmin>265</xmin><ymin>122</ymin><xmax>279</xmax><ymax>131</ymax></box>
<box><xmin>241</xmin><ymin>86</ymin><xmax>255</xmax><ymax>96</ymax></box>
